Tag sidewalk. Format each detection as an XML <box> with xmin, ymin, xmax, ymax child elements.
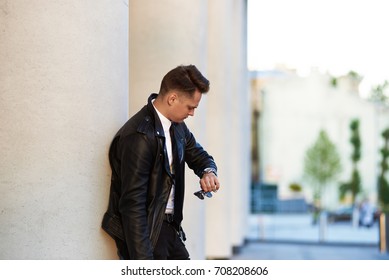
<box><xmin>231</xmin><ymin>241</ymin><xmax>389</xmax><ymax>260</ymax></box>
<box><xmin>246</xmin><ymin>214</ymin><xmax>379</xmax><ymax>244</ymax></box>
<box><xmin>230</xmin><ymin>214</ymin><xmax>389</xmax><ymax>260</ymax></box>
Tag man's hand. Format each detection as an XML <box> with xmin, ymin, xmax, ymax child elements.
<box><xmin>200</xmin><ymin>172</ymin><xmax>220</xmax><ymax>193</ymax></box>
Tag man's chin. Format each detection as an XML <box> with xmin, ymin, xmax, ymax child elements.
<box><xmin>176</xmin><ymin>118</ymin><xmax>187</xmax><ymax>123</ymax></box>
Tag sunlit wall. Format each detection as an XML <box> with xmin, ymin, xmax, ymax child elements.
<box><xmin>0</xmin><ymin>0</ymin><xmax>128</xmax><ymax>259</ymax></box>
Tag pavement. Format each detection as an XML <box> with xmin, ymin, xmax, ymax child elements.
<box><xmin>231</xmin><ymin>241</ymin><xmax>389</xmax><ymax>260</ymax></box>
<box><xmin>230</xmin><ymin>214</ymin><xmax>389</xmax><ymax>260</ymax></box>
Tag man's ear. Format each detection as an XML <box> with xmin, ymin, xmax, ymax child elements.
<box><xmin>167</xmin><ymin>92</ymin><xmax>178</xmax><ymax>106</ymax></box>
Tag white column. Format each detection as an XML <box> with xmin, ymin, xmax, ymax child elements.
<box><xmin>205</xmin><ymin>0</ymin><xmax>250</xmax><ymax>259</ymax></box>
<box><xmin>0</xmin><ymin>0</ymin><xmax>129</xmax><ymax>259</ymax></box>
<box><xmin>229</xmin><ymin>0</ymin><xmax>251</xmax><ymax>252</ymax></box>
<box><xmin>205</xmin><ymin>0</ymin><xmax>235</xmax><ymax>259</ymax></box>
<box><xmin>129</xmin><ymin>0</ymin><xmax>209</xmax><ymax>260</ymax></box>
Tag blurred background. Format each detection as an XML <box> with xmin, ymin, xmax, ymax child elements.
<box><xmin>246</xmin><ymin>0</ymin><xmax>389</xmax><ymax>260</ymax></box>
<box><xmin>1</xmin><ymin>0</ymin><xmax>389</xmax><ymax>260</ymax></box>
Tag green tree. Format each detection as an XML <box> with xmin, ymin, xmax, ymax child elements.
<box><xmin>339</xmin><ymin>119</ymin><xmax>362</xmax><ymax>204</ymax></box>
<box><xmin>369</xmin><ymin>80</ymin><xmax>388</xmax><ymax>106</ymax></box>
<box><xmin>378</xmin><ymin>128</ymin><xmax>389</xmax><ymax>212</ymax></box>
<box><xmin>304</xmin><ymin>130</ymin><xmax>342</xmax><ymax>208</ymax></box>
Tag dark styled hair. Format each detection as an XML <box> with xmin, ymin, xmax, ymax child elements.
<box><xmin>159</xmin><ymin>65</ymin><xmax>210</xmax><ymax>96</ymax></box>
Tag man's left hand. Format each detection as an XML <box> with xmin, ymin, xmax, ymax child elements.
<box><xmin>200</xmin><ymin>173</ymin><xmax>220</xmax><ymax>193</ymax></box>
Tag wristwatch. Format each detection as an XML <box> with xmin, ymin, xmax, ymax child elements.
<box><xmin>202</xmin><ymin>167</ymin><xmax>217</xmax><ymax>177</ymax></box>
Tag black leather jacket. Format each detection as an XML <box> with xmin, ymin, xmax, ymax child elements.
<box><xmin>102</xmin><ymin>93</ymin><xmax>217</xmax><ymax>259</ymax></box>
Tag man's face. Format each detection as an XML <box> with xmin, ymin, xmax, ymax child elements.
<box><xmin>169</xmin><ymin>90</ymin><xmax>202</xmax><ymax>123</ymax></box>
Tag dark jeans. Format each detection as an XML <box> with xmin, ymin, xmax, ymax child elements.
<box><xmin>153</xmin><ymin>220</ymin><xmax>190</xmax><ymax>260</ymax></box>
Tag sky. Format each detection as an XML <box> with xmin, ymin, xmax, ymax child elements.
<box><xmin>247</xmin><ymin>0</ymin><xmax>389</xmax><ymax>96</ymax></box>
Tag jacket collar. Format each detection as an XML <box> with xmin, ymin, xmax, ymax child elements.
<box><xmin>147</xmin><ymin>93</ymin><xmax>165</xmax><ymax>138</ymax></box>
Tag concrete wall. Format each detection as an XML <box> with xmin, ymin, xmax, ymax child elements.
<box><xmin>0</xmin><ymin>0</ymin><xmax>129</xmax><ymax>259</ymax></box>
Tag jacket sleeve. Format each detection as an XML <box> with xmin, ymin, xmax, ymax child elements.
<box><xmin>182</xmin><ymin>123</ymin><xmax>217</xmax><ymax>177</ymax></box>
<box><xmin>117</xmin><ymin>133</ymin><xmax>154</xmax><ymax>259</ymax></box>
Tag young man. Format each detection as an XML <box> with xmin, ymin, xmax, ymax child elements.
<box><xmin>102</xmin><ymin>65</ymin><xmax>220</xmax><ymax>259</ymax></box>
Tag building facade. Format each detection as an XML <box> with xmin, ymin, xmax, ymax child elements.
<box><xmin>251</xmin><ymin>68</ymin><xmax>389</xmax><ymax>210</ymax></box>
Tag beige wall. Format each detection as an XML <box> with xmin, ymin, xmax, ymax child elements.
<box><xmin>0</xmin><ymin>0</ymin><xmax>128</xmax><ymax>259</ymax></box>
